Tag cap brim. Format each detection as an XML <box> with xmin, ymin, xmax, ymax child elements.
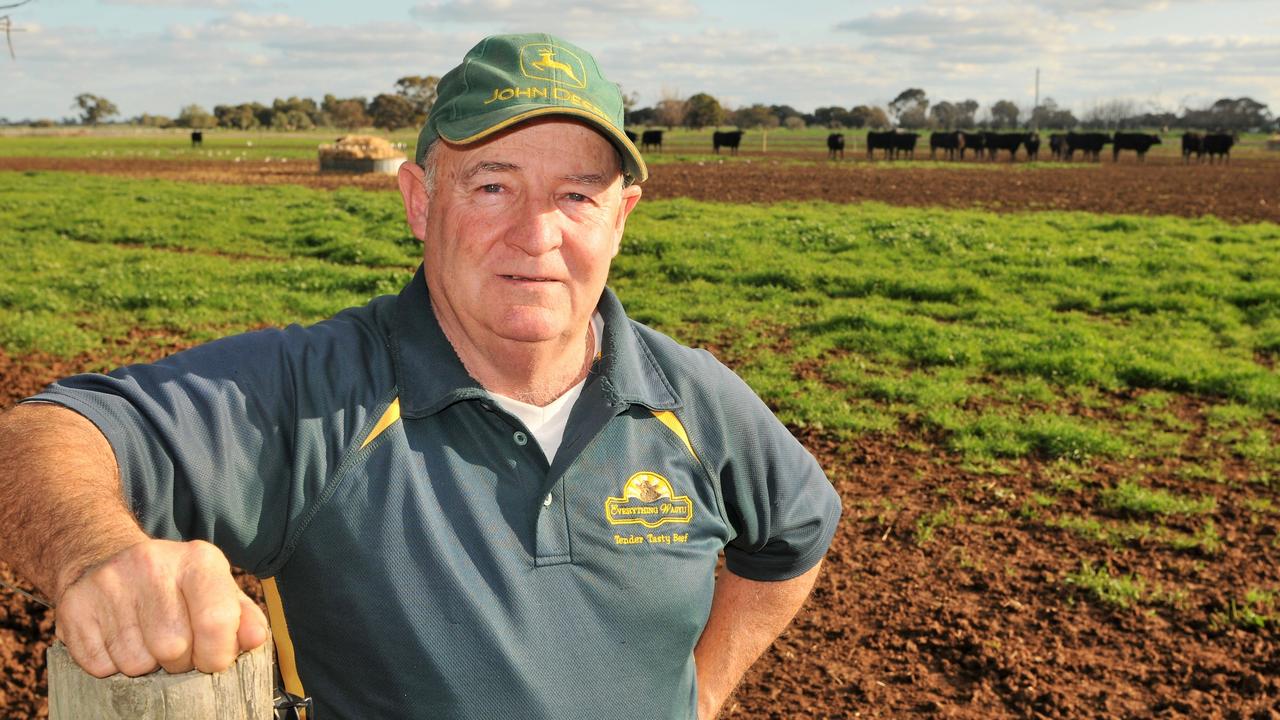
<box><xmin>435</xmin><ymin>105</ymin><xmax>648</xmax><ymax>184</ymax></box>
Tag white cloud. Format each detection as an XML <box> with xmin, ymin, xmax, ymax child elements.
<box><xmin>101</xmin><ymin>0</ymin><xmax>239</xmax><ymax>7</ymax></box>
<box><xmin>410</xmin><ymin>0</ymin><xmax>698</xmax><ymax>37</ymax></box>
<box><xmin>3</xmin><ymin>2</ymin><xmax>1276</xmax><ymax>124</ymax></box>
<box><xmin>836</xmin><ymin>3</ymin><xmax>1072</xmax><ymax>61</ymax></box>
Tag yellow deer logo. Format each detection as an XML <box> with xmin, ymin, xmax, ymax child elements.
<box><xmin>530</xmin><ymin>49</ymin><xmax>580</xmax><ymax>85</ymax></box>
<box><xmin>519</xmin><ymin>43</ymin><xmax>587</xmax><ymax>88</ymax></box>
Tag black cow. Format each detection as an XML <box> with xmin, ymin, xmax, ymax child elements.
<box><xmin>892</xmin><ymin>132</ymin><xmax>919</xmax><ymax>160</ymax></box>
<box><xmin>866</xmin><ymin>130</ymin><xmax>896</xmax><ymax>159</ymax></box>
<box><xmin>1049</xmin><ymin>133</ymin><xmax>1067</xmax><ymax>160</ymax></box>
<box><xmin>1024</xmin><ymin>134</ymin><xmax>1041</xmax><ymax>161</ymax></box>
<box><xmin>1203</xmin><ymin>133</ymin><xmax>1235</xmax><ymax>164</ymax></box>
<box><xmin>641</xmin><ymin>129</ymin><xmax>663</xmax><ymax>153</ymax></box>
<box><xmin>1181</xmin><ymin>132</ymin><xmax>1204</xmax><ymax>163</ymax></box>
<box><xmin>190</xmin><ymin>130</ymin><xmax>203</xmax><ymax>147</ymax></box>
<box><xmin>1064</xmin><ymin>132</ymin><xmax>1111</xmax><ymax>162</ymax></box>
<box><xmin>827</xmin><ymin>133</ymin><xmax>845</xmax><ymax>160</ymax></box>
<box><xmin>983</xmin><ymin>132</ymin><xmax>1024</xmax><ymax>161</ymax></box>
<box><xmin>959</xmin><ymin>131</ymin><xmax>986</xmax><ymax>159</ymax></box>
<box><xmin>625</xmin><ymin>130</ymin><xmax>638</xmax><ymax>143</ymax></box>
<box><xmin>1112</xmin><ymin>132</ymin><xmax>1161</xmax><ymax>162</ymax></box>
<box><xmin>713</xmin><ymin>130</ymin><xmax>744</xmax><ymax>155</ymax></box>
<box><xmin>929</xmin><ymin>131</ymin><xmax>963</xmax><ymax>160</ymax></box>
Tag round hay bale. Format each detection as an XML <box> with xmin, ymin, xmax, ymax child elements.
<box><xmin>318</xmin><ymin>134</ymin><xmax>406</xmax><ymax>173</ymax></box>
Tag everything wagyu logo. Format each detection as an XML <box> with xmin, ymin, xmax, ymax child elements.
<box><xmin>605</xmin><ymin>472</ymin><xmax>693</xmax><ymax>529</ymax></box>
<box><xmin>519</xmin><ymin>43</ymin><xmax>587</xmax><ymax>89</ymax></box>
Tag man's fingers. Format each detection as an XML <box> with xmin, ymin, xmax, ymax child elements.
<box><xmin>236</xmin><ymin>595</ymin><xmax>270</xmax><ymax>652</ymax></box>
<box><xmin>236</xmin><ymin>595</ymin><xmax>270</xmax><ymax>651</ymax></box>
<box><xmin>53</xmin><ymin>538</ymin><xmax>252</xmax><ymax>677</ymax></box>
<box><xmin>180</xmin><ymin>543</ymin><xmax>241</xmax><ymax>673</ymax></box>
<box><xmin>101</xmin><ymin>618</ymin><xmax>159</xmax><ymax>677</ymax></box>
<box><xmin>56</xmin><ymin>612</ymin><xmax>118</xmax><ymax>678</ymax></box>
<box><xmin>139</xmin><ymin>579</ymin><xmax>194</xmax><ymax>674</ymax></box>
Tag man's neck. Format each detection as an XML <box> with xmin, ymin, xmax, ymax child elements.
<box><xmin>435</xmin><ymin>306</ymin><xmax>595</xmax><ymax>408</ymax></box>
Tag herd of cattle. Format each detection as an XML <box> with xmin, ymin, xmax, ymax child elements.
<box><xmin>849</xmin><ymin>130</ymin><xmax>1236</xmax><ymax>163</ymax></box>
<box><xmin>625</xmin><ymin>129</ymin><xmax>744</xmax><ymax>155</ymax></box>
<box><xmin>622</xmin><ymin>128</ymin><xmax>1238</xmax><ymax>163</ymax></box>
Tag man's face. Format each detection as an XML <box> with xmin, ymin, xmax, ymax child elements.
<box><xmin>400</xmin><ymin>119</ymin><xmax>641</xmax><ymax>348</ymax></box>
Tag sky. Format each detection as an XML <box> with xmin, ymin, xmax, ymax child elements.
<box><xmin>2</xmin><ymin>0</ymin><xmax>1278</xmax><ymax>122</ymax></box>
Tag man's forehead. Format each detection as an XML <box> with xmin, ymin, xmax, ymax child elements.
<box><xmin>442</xmin><ymin>118</ymin><xmax>622</xmax><ymax>177</ymax></box>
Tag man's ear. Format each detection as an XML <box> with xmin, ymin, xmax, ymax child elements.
<box><xmin>397</xmin><ymin>161</ymin><xmax>429</xmax><ymax>242</ymax></box>
<box><xmin>610</xmin><ymin>184</ymin><xmax>642</xmax><ymax>257</ymax></box>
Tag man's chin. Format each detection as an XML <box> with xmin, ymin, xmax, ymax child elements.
<box><xmin>490</xmin><ymin>314</ymin><xmax>575</xmax><ymax>345</ymax></box>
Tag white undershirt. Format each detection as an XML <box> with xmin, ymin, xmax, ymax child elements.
<box><xmin>490</xmin><ymin>313</ymin><xmax>603</xmax><ymax>464</ymax></box>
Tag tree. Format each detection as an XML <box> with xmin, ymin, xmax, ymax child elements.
<box><xmin>394</xmin><ymin>75</ymin><xmax>439</xmax><ymax>123</ymax></box>
<box><xmin>990</xmin><ymin>99</ymin><xmax>1020</xmax><ymax>129</ymax></box>
<box><xmin>269</xmin><ymin>97</ymin><xmax>318</xmax><ymax>131</ymax></box>
<box><xmin>813</xmin><ymin>106</ymin><xmax>849</xmax><ymax>128</ymax></box>
<box><xmin>849</xmin><ymin>105</ymin><xmax>889</xmax><ymax>129</ymax></box>
<box><xmin>215</xmin><ymin>103</ymin><xmax>265</xmax><ymax>130</ymax></box>
<box><xmin>369</xmin><ymin>93</ymin><xmax>417</xmax><ymax>131</ymax></box>
<box><xmin>176</xmin><ymin>104</ymin><xmax>216</xmax><ymax>129</ymax></box>
<box><xmin>323</xmin><ymin>95</ymin><xmax>370</xmax><ymax>130</ymax></box>
<box><xmin>1028</xmin><ymin>98</ymin><xmax>1078</xmax><ymax>130</ymax></box>
<box><xmin>72</xmin><ymin>93</ymin><xmax>118</xmax><ymax>125</ymax></box>
<box><xmin>769</xmin><ymin>104</ymin><xmax>800</xmax><ymax>126</ymax></box>
<box><xmin>888</xmin><ymin>88</ymin><xmax>928</xmax><ymax>128</ymax></box>
<box><xmin>955</xmin><ymin>100</ymin><xmax>980</xmax><ymax>129</ymax></box>
<box><xmin>618</xmin><ymin>85</ymin><xmax>641</xmax><ymax>124</ymax></box>
<box><xmin>653</xmin><ymin>88</ymin><xmax>687</xmax><ymax>129</ymax></box>
<box><xmin>783</xmin><ymin>115</ymin><xmax>806</xmax><ymax>130</ymax></box>
<box><xmin>1183</xmin><ymin>97</ymin><xmax>1273</xmax><ymax>132</ymax></box>
<box><xmin>1081</xmin><ymin>98</ymin><xmax>1134</xmax><ymax>130</ymax></box>
<box><xmin>131</xmin><ymin>113</ymin><xmax>172</xmax><ymax>128</ymax></box>
<box><xmin>734</xmin><ymin>104</ymin><xmax>779</xmax><ymax>131</ymax></box>
<box><xmin>684</xmin><ymin>92</ymin><xmax>724</xmax><ymax>129</ymax></box>
<box><xmin>629</xmin><ymin>106</ymin><xmax>657</xmax><ymax>126</ymax></box>
<box><xmin>929</xmin><ymin>100</ymin><xmax>957</xmax><ymax>129</ymax></box>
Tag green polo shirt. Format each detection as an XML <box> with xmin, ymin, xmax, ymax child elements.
<box><xmin>29</xmin><ymin>266</ymin><xmax>841</xmax><ymax>719</ymax></box>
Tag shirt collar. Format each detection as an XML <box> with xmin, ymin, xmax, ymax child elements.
<box><xmin>393</xmin><ymin>265</ymin><xmax>680</xmax><ymax>418</ymax></box>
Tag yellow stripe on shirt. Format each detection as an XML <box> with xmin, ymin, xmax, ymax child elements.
<box><xmin>360</xmin><ymin>398</ymin><xmax>401</xmax><ymax>450</ymax></box>
<box><xmin>651</xmin><ymin>409</ymin><xmax>699</xmax><ymax>462</ymax></box>
<box><xmin>262</xmin><ymin>576</ymin><xmax>308</xmax><ymax>719</ymax></box>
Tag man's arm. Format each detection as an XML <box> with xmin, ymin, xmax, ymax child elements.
<box><xmin>0</xmin><ymin>403</ymin><xmax>268</xmax><ymax>677</ymax></box>
<box><xmin>693</xmin><ymin>562</ymin><xmax>822</xmax><ymax>720</ymax></box>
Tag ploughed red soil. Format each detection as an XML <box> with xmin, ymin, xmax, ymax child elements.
<box><xmin>4</xmin><ymin>349</ymin><xmax>1279</xmax><ymax>718</ymax></box>
<box><xmin>2</xmin><ymin>156</ymin><xmax>1279</xmax><ymax>717</ymax></box>
<box><xmin>2</xmin><ymin>152</ymin><xmax>1279</xmax><ymax>224</ymax></box>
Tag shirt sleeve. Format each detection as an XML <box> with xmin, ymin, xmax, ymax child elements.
<box><xmin>685</xmin><ymin>353</ymin><xmax>843</xmax><ymax>582</ymax></box>
<box><xmin>22</xmin><ymin>306</ymin><xmax>393</xmax><ymax>576</ymax></box>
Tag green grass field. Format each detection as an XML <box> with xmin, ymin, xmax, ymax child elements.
<box><xmin>3</xmin><ymin>170</ymin><xmax>1277</xmax><ymax>472</ymax></box>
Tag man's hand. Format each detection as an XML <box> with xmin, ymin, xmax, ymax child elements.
<box><xmin>55</xmin><ymin>539</ymin><xmax>270</xmax><ymax>678</ymax></box>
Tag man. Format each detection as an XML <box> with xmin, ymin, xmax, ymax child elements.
<box><xmin>0</xmin><ymin>34</ymin><xmax>840</xmax><ymax>719</ymax></box>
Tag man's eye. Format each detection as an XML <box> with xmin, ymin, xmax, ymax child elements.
<box><xmin>565</xmin><ymin>192</ymin><xmax>588</xmax><ymax>202</ymax></box>
<box><xmin>481</xmin><ymin>184</ymin><xmax>502</xmax><ymax>193</ymax></box>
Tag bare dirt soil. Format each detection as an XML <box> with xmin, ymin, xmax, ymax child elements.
<box><xmin>2</xmin><ymin>152</ymin><xmax>1279</xmax><ymax>223</ymax></box>
<box><xmin>2</xmin><ymin>156</ymin><xmax>1279</xmax><ymax>718</ymax></box>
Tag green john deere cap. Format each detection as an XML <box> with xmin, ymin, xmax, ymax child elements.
<box><xmin>415</xmin><ymin>33</ymin><xmax>647</xmax><ymax>184</ymax></box>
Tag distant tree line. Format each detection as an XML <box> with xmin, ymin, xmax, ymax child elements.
<box><xmin>4</xmin><ymin>82</ymin><xmax>1274</xmax><ymax>134</ymax></box>
<box><xmin>625</xmin><ymin>88</ymin><xmax>1275</xmax><ymax>133</ymax></box>
<box><xmin>19</xmin><ymin>77</ymin><xmax>441</xmax><ymax>131</ymax></box>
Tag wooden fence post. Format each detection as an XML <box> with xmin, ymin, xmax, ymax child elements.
<box><xmin>47</xmin><ymin>640</ymin><xmax>274</xmax><ymax>719</ymax></box>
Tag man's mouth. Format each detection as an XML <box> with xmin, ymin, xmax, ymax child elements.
<box><xmin>501</xmin><ymin>275</ymin><xmax>555</xmax><ymax>282</ymax></box>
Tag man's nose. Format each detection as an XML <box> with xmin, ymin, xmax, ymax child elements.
<box><xmin>507</xmin><ymin>197</ymin><xmax>563</xmax><ymax>256</ymax></box>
